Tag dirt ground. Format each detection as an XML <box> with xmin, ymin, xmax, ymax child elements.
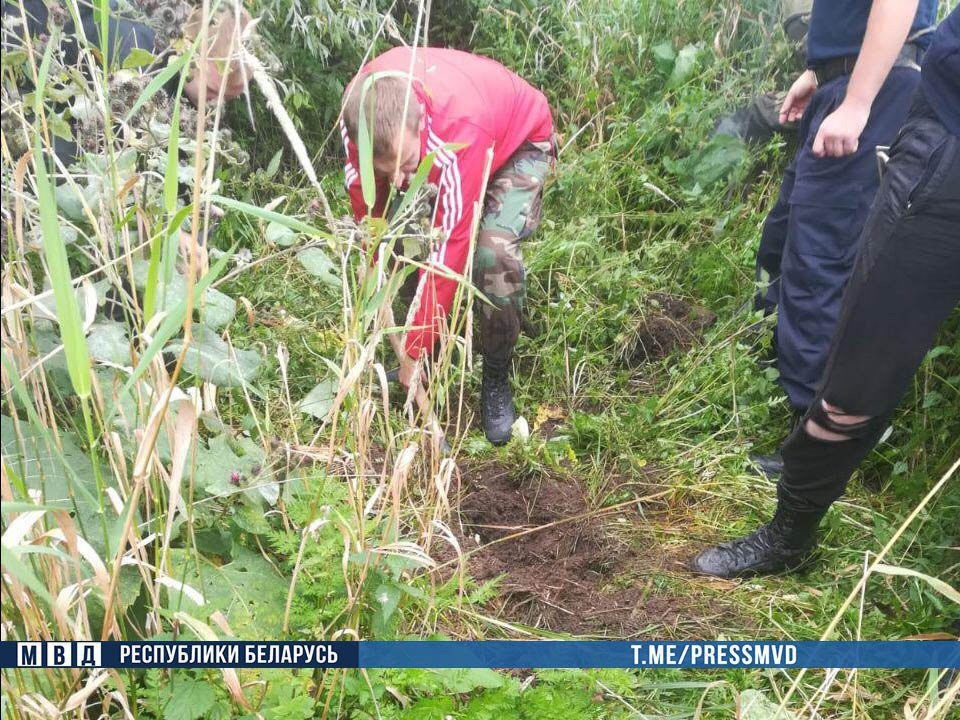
<box><xmin>440</xmin><ymin>460</ymin><xmax>743</xmax><ymax>637</ymax></box>
<box><xmin>624</xmin><ymin>292</ymin><xmax>716</xmax><ymax>366</ymax></box>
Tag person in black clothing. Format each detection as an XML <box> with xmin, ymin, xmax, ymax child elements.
<box><xmin>747</xmin><ymin>0</ymin><xmax>938</xmax><ymax>479</ymax></box>
<box><xmin>692</xmin><ymin>6</ymin><xmax>960</xmax><ymax>578</ymax></box>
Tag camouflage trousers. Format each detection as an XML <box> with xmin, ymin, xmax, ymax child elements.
<box><xmin>473</xmin><ymin>139</ymin><xmax>553</xmax><ymax>367</ymax></box>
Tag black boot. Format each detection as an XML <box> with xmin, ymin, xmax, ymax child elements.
<box><xmin>749</xmin><ymin>450</ymin><xmax>784</xmax><ymax>478</ymax></box>
<box><xmin>690</xmin><ymin>502</ymin><xmax>825</xmax><ymax>578</ymax></box>
<box><xmin>481</xmin><ymin>360</ymin><xmax>515</xmax><ymax>446</ymax></box>
<box><xmin>749</xmin><ymin>409</ymin><xmax>805</xmax><ymax>479</ymax></box>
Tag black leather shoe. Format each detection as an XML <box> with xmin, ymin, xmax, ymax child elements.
<box><xmin>481</xmin><ymin>362</ymin><xmax>516</xmax><ymax>446</ymax></box>
<box><xmin>749</xmin><ymin>450</ymin><xmax>784</xmax><ymax>478</ymax></box>
<box><xmin>690</xmin><ymin>505</ymin><xmax>825</xmax><ymax>578</ymax></box>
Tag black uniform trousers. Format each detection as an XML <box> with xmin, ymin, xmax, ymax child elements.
<box><xmin>779</xmin><ymin>91</ymin><xmax>960</xmax><ymax>512</ymax></box>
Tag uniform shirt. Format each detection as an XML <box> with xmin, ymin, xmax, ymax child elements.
<box><xmin>806</xmin><ymin>0</ymin><xmax>938</xmax><ymax>64</ymax></box>
<box><xmin>342</xmin><ymin>47</ymin><xmax>554</xmax><ymax>359</ymax></box>
<box><xmin>920</xmin><ymin>7</ymin><xmax>960</xmax><ymax>137</ymax></box>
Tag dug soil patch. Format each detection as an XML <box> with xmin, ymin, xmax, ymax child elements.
<box><xmin>625</xmin><ymin>292</ymin><xmax>716</xmax><ymax>365</ymax></box>
<box><xmin>445</xmin><ymin>461</ymin><xmax>734</xmax><ymax>637</ymax></box>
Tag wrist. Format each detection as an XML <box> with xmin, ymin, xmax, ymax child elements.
<box><xmin>840</xmin><ymin>91</ymin><xmax>872</xmax><ymax>114</ymax></box>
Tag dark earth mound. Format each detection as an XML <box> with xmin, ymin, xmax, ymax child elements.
<box><xmin>625</xmin><ymin>292</ymin><xmax>716</xmax><ymax>365</ymax></box>
<box><xmin>440</xmin><ymin>461</ymin><xmax>741</xmax><ymax>637</ymax></box>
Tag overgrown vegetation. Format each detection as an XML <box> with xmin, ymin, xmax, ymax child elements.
<box><xmin>2</xmin><ymin>0</ymin><xmax>957</xmax><ymax>718</ymax></box>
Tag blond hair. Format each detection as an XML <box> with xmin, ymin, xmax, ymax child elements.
<box><xmin>341</xmin><ymin>74</ymin><xmax>420</xmax><ymax>157</ymax></box>
<box><xmin>183</xmin><ymin>7</ymin><xmax>253</xmax><ymax>87</ymax></box>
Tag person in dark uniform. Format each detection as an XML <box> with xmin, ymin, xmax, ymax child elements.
<box><xmin>748</xmin><ymin>0</ymin><xmax>938</xmax><ymax>478</ymax></box>
<box><xmin>692</xmin><ymin>5</ymin><xmax>960</xmax><ymax>578</ymax></box>
<box><xmin>713</xmin><ymin>0</ymin><xmax>812</xmax><ymax>144</ymax></box>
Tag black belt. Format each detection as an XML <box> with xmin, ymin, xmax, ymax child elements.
<box><xmin>811</xmin><ymin>42</ymin><xmax>923</xmax><ymax>86</ymax></box>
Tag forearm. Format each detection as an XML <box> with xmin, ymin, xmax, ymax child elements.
<box><xmin>845</xmin><ymin>0</ymin><xmax>919</xmax><ymax>109</ymax></box>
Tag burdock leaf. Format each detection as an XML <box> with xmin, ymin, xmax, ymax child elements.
<box><xmin>266</xmin><ymin>221</ymin><xmax>297</xmax><ymax>246</ymax></box>
<box><xmin>297</xmin><ymin>247</ymin><xmax>340</xmax><ymax>288</ymax></box>
<box><xmin>166</xmin><ymin>329</ymin><xmax>261</xmax><ymax>388</ymax></box>
<box><xmin>668</xmin><ymin>43</ymin><xmax>700</xmax><ymax>88</ymax></box>
<box><xmin>298</xmin><ymin>378</ymin><xmax>338</xmax><ymax>420</ymax></box>
<box><xmin>201</xmin><ymin>288</ymin><xmax>237</xmax><ymax>330</ymax></box>
<box><xmin>85</xmin><ymin>321</ymin><xmax>130</xmax><ymax>365</ymax></box>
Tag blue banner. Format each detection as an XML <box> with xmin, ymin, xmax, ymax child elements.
<box><xmin>0</xmin><ymin>641</ymin><xmax>957</xmax><ymax>669</ymax></box>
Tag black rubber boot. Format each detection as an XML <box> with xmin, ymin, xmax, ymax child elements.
<box><xmin>481</xmin><ymin>360</ymin><xmax>515</xmax><ymax>446</ymax></box>
<box><xmin>749</xmin><ymin>450</ymin><xmax>784</xmax><ymax>478</ymax></box>
<box><xmin>690</xmin><ymin>502</ymin><xmax>825</xmax><ymax>578</ymax></box>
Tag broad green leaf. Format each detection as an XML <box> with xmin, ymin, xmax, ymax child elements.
<box><xmin>667</xmin><ymin>43</ymin><xmax>700</xmax><ymax>88</ymax></box>
<box><xmin>163</xmin><ymin>679</ymin><xmax>216</xmax><ymax>720</ymax></box>
<box><xmin>740</xmin><ymin>689</ymin><xmax>796</xmax><ymax>719</ymax></box>
<box><xmin>298</xmin><ymin>378</ymin><xmax>338</xmax><ymax>420</ymax></box>
<box><xmin>296</xmin><ymin>247</ymin><xmax>340</xmax><ymax>288</ymax></box>
<box><xmin>373</xmin><ymin>582</ymin><xmax>401</xmax><ymax>631</ymax></box>
<box><xmin>232</xmin><ymin>501</ymin><xmax>271</xmax><ymax>535</ymax></box>
<box><xmin>86</xmin><ymin>321</ymin><xmax>130</xmax><ymax>365</ymax></box>
<box><xmin>433</xmin><ymin>668</ymin><xmax>506</xmax><ymax>693</ymax></box>
<box><xmin>119</xmin><ymin>247</ymin><xmax>232</xmax><ymax>403</ymax></box>
<box><xmin>165</xmin><ymin>328</ymin><xmax>261</xmax><ymax>388</ymax></box>
<box><xmin>652</xmin><ymin>40</ymin><xmax>676</xmax><ymax>73</ymax></box>
<box><xmin>55</xmin><ymin>182</ymin><xmax>87</xmax><ymax>222</ymax></box>
<box><xmin>201</xmin><ymin>288</ymin><xmax>237</xmax><ymax>330</ymax></box>
<box><xmin>266</xmin><ymin>221</ymin><xmax>297</xmax><ymax>246</ymax></box>
<box><xmin>122</xmin><ymin>47</ymin><xmax>156</xmax><ymax>69</ymax></box>
<box><xmin>193</xmin><ymin>435</ymin><xmax>249</xmax><ymax>499</ymax></box>
<box><xmin>165</xmin><ymin>547</ymin><xmax>286</xmax><ymax>636</ymax></box>
<box><xmin>265</xmin><ymin>148</ymin><xmax>283</xmax><ymax>178</ymax></box>
<box><xmin>3</xmin><ymin>50</ymin><xmax>27</xmax><ymax>66</ymax></box>
<box><xmin>0</xmin><ymin>415</ymin><xmax>126</xmax><ymax>556</ymax></box>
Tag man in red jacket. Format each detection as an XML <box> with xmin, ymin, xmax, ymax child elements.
<box><xmin>341</xmin><ymin>47</ymin><xmax>555</xmax><ymax>445</ymax></box>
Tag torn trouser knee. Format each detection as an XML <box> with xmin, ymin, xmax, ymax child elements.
<box><xmin>806</xmin><ymin>401</ymin><xmax>875</xmax><ymax>440</ymax></box>
<box><xmin>777</xmin><ymin>411</ymin><xmax>889</xmax><ymax>512</ymax></box>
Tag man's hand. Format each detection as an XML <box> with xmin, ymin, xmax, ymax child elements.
<box><xmin>812</xmin><ymin>99</ymin><xmax>871</xmax><ymax>157</ymax></box>
<box><xmin>780</xmin><ymin>70</ymin><xmax>818</xmax><ymax>124</ymax></box>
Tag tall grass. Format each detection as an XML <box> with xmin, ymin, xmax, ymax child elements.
<box><xmin>2</xmin><ymin>0</ymin><xmax>480</xmax><ymax>714</ymax></box>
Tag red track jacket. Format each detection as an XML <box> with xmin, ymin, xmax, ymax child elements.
<box><xmin>342</xmin><ymin>47</ymin><xmax>554</xmax><ymax>359</ymax></box>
